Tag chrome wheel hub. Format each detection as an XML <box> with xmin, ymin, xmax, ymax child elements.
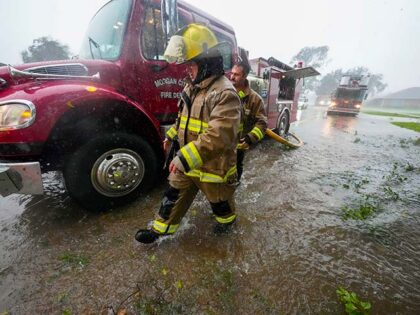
<box><xmin>279</xmin><ymin>116</ymin><xmax>287</xmax><ymax>135</ymax></box>
<box><xmin>91</xmin><ymin>149</ymin><xmax>145</xmax><ymax>197</ymax></box>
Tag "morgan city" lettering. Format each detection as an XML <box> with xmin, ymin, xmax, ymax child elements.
<box><xmin>154</xmin><ymin>77</ymin><xmax>186</xmax><ymax>88</ymax></box>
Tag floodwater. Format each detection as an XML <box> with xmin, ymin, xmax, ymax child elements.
<box><xmin>1</xmin><ymin>107</ymin><xmax>419</xmax><ymax>314</ymax></box>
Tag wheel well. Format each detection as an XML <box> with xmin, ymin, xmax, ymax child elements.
<box><xmin>41</xmin><ymin>99</ymin><xmax>164</xmax><ymax>171</ymax></box>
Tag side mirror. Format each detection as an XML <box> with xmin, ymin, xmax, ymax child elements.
<box><xmin>364</xmin><ymin>93</ymin><xmax>368</xmax><ymax>100</ymax></box>
<box><xmin>161</xmin><ymin>0</ymin><xmax>178</xmax><ymax>41</ymax></box>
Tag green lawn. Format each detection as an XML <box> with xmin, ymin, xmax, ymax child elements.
<box><xmin>362</xmin><ymin>110</ymin><xmax>420</xmax><ymax>119</ymax></box>
<box><xmin>391</xmin><ymin>122</ymin><xmax>420</xmax><ymax>132</ymax></box>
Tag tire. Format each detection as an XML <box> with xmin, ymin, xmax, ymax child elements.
<box><xmin>277</xmin><ymin>110</ymin><xmax>290</xmax><ymax>136</ymax></box>
<box><xmin>63</xmin><ymin>132</ymin><xmax>158</xmax><ymax>211</ymax></box>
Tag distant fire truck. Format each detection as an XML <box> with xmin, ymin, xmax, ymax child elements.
<box><xmin>327</xmin><ymin>74</ymin><xmax>370</xmax><ymax>116</ymax></box>
<box><xmin>0</xmin><ymin>0</ymin><xmax>318</xmax><ymax>210</ymax></box>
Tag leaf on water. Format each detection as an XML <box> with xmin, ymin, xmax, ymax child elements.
<box><xmin>337</xmin><ymin>286</ymin><xmax>372</xmax><ymax>315</ymax></box>
<box><xmin>176</xmin><ymin>279</ymin><xmax>183</xmax><ymax>289</ymax></box>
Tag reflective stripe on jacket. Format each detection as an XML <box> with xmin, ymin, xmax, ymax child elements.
<box><xmin>238</xmin><ymin>79</ymin><xmax>267</xmax><ymax>143</ymax></box>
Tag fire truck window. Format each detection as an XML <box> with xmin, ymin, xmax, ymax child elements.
<box><xmin>213</xmin><ymin>32</ymin><xmax>233</xmax><ymax>71</ymax></box>
<box><xmin>79</xmin><ymin>0</ymin><xmax>132</xmax><ymax>60</ymax></box>
<box><xmin>335</xmin><ymin>89</ymin><xmax>366</xmax><ymax>101</ymax></box>
<box><xmin>142</xmin><ymin>6</ymin><xmax>166</xmax><ymax>60</ymax></box>
<box><xmin>178</xmin><ymin>12</ymin><xmax>190</xmax><ymax>29</ymax></box>
<box><xmin>141</xmin><ymin>5</ymin><xmax>189</xmax><ymax>61</ymax></box>
<box><xmin>278</xmin><ymin>77</ymin><xmax>296</xmax><ymax>100</ymax></box>
<box><xmin>249</xmin><ymin>76</ymin><xmax>268</xmax><ymax>99</ymax></box>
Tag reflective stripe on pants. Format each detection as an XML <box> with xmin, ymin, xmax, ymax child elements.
<box><xmin>153</xmin><ymin>171</ymin><xmax>237</xmax><ymax>233</ymax></box>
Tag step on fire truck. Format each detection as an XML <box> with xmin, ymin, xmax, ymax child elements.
<box><xmin>327</xmin><ymin>74</ymin><xmax>370</xmax><ymax>116</ymax></box>
<box><xmin>0</xmin><ymin>0</ymin><xmax>318</xmax><ymax>210</ymax></box>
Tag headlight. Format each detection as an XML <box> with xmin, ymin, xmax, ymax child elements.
<box><xmin>330</xmin><ymin>101</ymin><xmax>336</xmax><ymax>107</ymax></box>
<box><xmin>355</xmin><ymin>104</ymin><xmax>361</xmax><ymax>109</ymax></box>
<box><xmin>0</xmin><ymin>100</ymin><xmax>36</xmax><ymax>131</ymax></box>
<box><xmin>319</xmin><ymin>100</ymin><xmax>325</xmax><ymax>105</ymax></box>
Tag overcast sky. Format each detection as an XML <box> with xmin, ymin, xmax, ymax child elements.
<box><xmin>1</xmin><ymin>0</ymin><xmax>419</xmax><ymax>94</ymax></box>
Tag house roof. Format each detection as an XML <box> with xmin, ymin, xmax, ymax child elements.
<box><xmin>384</xmin><ymin>87</ymin><xmax>420</xmax><ymax>99</ymax></box>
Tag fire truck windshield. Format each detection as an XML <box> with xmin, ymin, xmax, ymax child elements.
<box><xmin>79</xmin><ymin>0</ymin><xmax>132</xmax><ymax>60</ymax></box>
<box><xmin>335</xmin><ymin>88</ymin><xmax>366</xmax><ymax>101</ymax></box>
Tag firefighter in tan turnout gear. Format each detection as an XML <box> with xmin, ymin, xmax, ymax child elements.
<box><xmin>135</xmin><ymin>24</ymin><xmax>241</xmax><ymax>244</ymax></box>
<box><xmin>230</xmin><ymin>61</ymin><xmax>267</xmax><ymax>181</ymax></box>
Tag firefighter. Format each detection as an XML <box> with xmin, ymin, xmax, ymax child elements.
<box><xmin>135</xmin><ymin>24</ymin><xmax>241</xmax><ymax>244</ymax></box>
<box><xmin>230</xmin><ymin>61</ymin><xmax>267</xmax><ymax>181</ymax></box>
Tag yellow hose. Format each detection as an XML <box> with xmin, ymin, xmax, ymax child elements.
<box><xmin>265</xmin><ymin>129</ymin><xmax>303</xmax><ymax>148</ymax></box>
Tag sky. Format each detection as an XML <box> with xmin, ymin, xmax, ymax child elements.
<box><xmin>0</xmin><ymin>0</ymin><xmax>419</xmax><ymax>95</ymax></box>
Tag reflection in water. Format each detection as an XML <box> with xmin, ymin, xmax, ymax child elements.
<box><xmin>296</xmin><ymin>108</ymin><xmax>303</xmax><ymax>122</ymax></box>
<box><xmin>322</xmin><ymin>114</ymin><xmax>358</xmax><ymax>137</ymax></box>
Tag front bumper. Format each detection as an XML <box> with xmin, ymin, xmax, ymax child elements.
<box><xmin>0</xmin><ymin>162</ymin><xmax>43</xmax><ymax>197</ymax></box>
<box><xmin>327</xmin><ymin>107</ymin><xmax>360</xmax><ymax>114</ymax></box>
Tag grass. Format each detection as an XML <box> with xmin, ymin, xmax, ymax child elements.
<box><xmin>391</xmin><ymin>122</ymin><xmax>420</xmax><ymax>132</ymax></box>
<box><xmin>341</xmin><ymin>202</ymin><xmax>377</xmax><ymax>221</ymax></box>
<box><xmin>362</xmin><ymin>110</ymin><xmax>420</xmax><ymax>119</ymax></box>
<box><xmin>59</xmin><ymin>252</ymin><xmax>89</xmax><ymax>268</ymax></box>
<box><xmin>337</xmin><ymin>287</ymin><xmax>371</xmax><ymax>315</ymax></box>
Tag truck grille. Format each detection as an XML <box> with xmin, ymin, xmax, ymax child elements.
<box><xmin>25</xmin><ymin>63</ymin><xmax>89</xmax><ymax>76</ymax></box>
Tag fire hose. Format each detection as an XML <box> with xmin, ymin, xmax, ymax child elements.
<box><xmin>265</xmin><ymin>129</ymin><xmax>303</xmax><ymax>149</ymax></box>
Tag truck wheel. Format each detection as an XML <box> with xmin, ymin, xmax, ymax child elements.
<box><xmin>63</xmin><ymin>132</ymin><xmax>158</xmax><ymax>211</ymax></box>
<box><xmin>277</xmin><ymin>111</ymin><xmax>290</xmax><ymax>136</ymax></box>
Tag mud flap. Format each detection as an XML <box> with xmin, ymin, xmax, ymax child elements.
<box><xmin>0</xmin><ymin>162</ymin><xmax>43</xmax><ymax>197</ymax></box>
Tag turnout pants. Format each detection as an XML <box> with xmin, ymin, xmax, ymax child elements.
<box><xmin>151</xmin><ymin>171</ymin><xmax>237</xmax><ymax>235</ymax></box>
<box><xmin>236</xmin><ymin>149</ymin><xmax>246</xmax><ymax>181</ymax></box>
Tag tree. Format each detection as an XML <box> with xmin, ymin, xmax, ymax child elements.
<box><xmin>21</xmin><ymin>37</ymin><xmax>70</xmax><ymax>63</ymax></box>
<box><xmin>316</xmin><ymin>69</ymin><xmax>344</xmax><ymax>95</ymax></box>
<box><xmin>290</xmin><ymin>46</ymin><xmax>330</xmax><ymax>92</ymax></box>
<box><xmin>290</xmin><ymin>45</ymin><xmax>330</xmax><ymax>69</ymax></box>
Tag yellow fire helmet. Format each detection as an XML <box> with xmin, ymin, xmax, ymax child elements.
<box><xmin>164</xmin><ymin>23</ymin><xmax>220</xmax><ymax>63</ymax></box>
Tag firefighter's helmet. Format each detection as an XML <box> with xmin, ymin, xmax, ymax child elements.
<box><xmin>164</xmin><ymin>23</ymin><xmax>220</xmax><ymax>63</ymax></box>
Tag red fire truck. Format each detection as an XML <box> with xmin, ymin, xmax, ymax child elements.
<box><xmin>248</xmin><ymin>57</ymin><xmax>318</xmax><ymax>136</ymax></box>
<box><xmin>327</xmin><ymin>74</ymin><xmax>370</xmax><ymax>116</ymax></box>
<box><xmin>0</xmin><ymin>0</ymin><xmax>318</xmax><ymax>210</ymax></box>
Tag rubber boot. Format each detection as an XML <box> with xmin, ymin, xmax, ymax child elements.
<box><xmin>135</xmin><ymin>229</ymin><xmax>160</xmax><ymax>244</ymax></box>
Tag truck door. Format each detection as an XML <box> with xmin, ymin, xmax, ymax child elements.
<box><xmin>136</xmin><ymin>0</ymin><xmax>236</xmax><ymax>125</ymax></box>
<box><xmin>266</xmin><ymin>68</ymin><xmax>283</xmax><ymax>129</ymax></box>
<box><xmin>135</xmin><ymin>1</ymin><xmax>192</xmax><ymax>124</ymax></box>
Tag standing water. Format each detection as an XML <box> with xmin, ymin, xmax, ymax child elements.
<box><xmin>0</xmin><ymin>107</ymin><xmax>419</xmax><ymax>314</ymax></box>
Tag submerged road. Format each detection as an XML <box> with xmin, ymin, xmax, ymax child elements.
<box><xmin>1</xmin><ymin>107</ymin><xmax>419</xmax><ymax>314</ymax></box>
